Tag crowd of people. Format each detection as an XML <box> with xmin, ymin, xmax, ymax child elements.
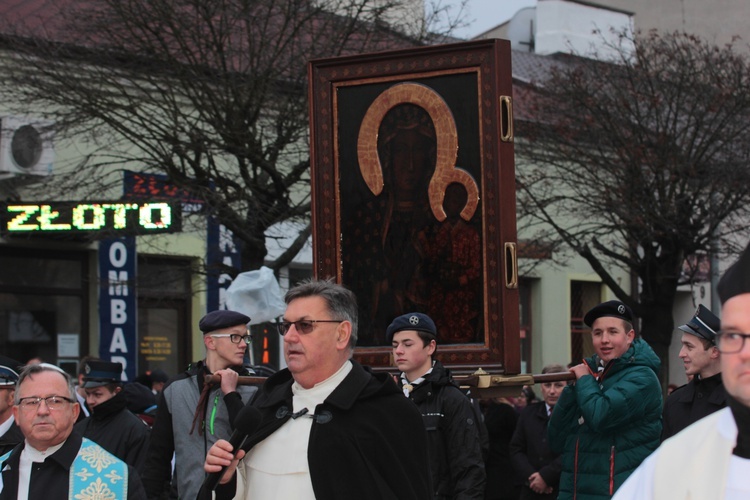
<box><xmin>1</xmin><ymin>240</ymin><xmax>750</xmax><ymax>499</ymax></box>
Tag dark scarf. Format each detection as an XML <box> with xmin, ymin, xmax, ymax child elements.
<box><xmin>90</xmin><ymin>390</ymin><xmax>127</xmax><ymax>420</ymax></box>
<box><xmin>727</xmin><ymin>394</ymin><xmax>750</xmax><ymax>459</ymax></box>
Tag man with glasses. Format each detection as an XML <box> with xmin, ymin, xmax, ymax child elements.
<box><xmin>0</xmin><ymin>363</ymin><xmax>146</xmax><ymax>499</ymax></box>
<box><xmin>661</xmin><ymin>305</ymin><xmax>726</xmax><ymax>441</ymax></box>
<box><xmin>614</xmin><ymin>243</ymin><xmax>750</xmax><ymax>499</ymax></box>
<box><xmin>204</xmin><ymin>278</ymin><xmax>431</xmax><ymax>499</ymax></box>
<box><xmin>143</xmin><ymin>310</ymin><xmax>258</xmax><ymax>500</ymax></box>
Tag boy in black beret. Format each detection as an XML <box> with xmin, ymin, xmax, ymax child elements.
<box><xmin>388</xmin><ymin>312</ymin><xmax>486</xmax><ymax>499</ymax></box>
<box><xmin>142</xmin><ymin>309</ymin><xmax>259</xmax><ymax>499</ymax></box>
<box><xmin>548</xmin><ymin>300</ymin><xmax>662</xmax><ymax>499</ymax></box>
<box><xmin>74</xmin><ymin>360</ymin><xmax>151</xmax><ymax>472</ymax></box>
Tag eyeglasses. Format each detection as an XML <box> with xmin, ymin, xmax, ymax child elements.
<box><xmin>210</xmin><ymin>333</ymin><xmax>252</xmax><ymax>345</ymax></box>
<box><xmin>277</xmin><ymin>319</ymin><xmax>343</xmax><ymax>336</ymax></box>
<box><xmin>715</xmin><ymin>332</ymin><xmax>750</xmax><ymax>353</ymax></box>
<box><xmin>17</xmin><ymin>396</ymin><xmax>75</xmax><ymax>411</ymax></box>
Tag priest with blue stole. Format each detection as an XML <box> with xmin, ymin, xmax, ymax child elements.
<box><xmin>0</xmin><ymin>363</ymin><xmax>146</xmax><ymax>499</ymax></box>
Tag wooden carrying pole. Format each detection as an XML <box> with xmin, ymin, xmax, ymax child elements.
<box><xmin>205</xmin><ymin>370</ymin><xmax>577</xmax><ymax>399</ymax></box>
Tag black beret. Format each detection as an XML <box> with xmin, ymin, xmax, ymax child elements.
<box><xmin>386</xmin><ymin>312</ymin><xmax>437</xmax><ymax>343</ymax></box>
<box><xmin>583</xmin><ymin>300</ymin><xmax>633</xmax><ymax>328</ymax></box>
<box><xmin>0</xmin><ymin>355</ymin><xmax>22</xmax><ymax>387</ymax></box>
<box><xmin>718</xmin><ymin>242</ymin><xmax>750</xmax><ymax>304</ymax></box>
<box><xmin>199</xmin><ymin>310</ymin><xmax>251</xmax><ymax>334</ymax></box>
<box><xmin>150</xmin><ymin>368</ymin><xmax>169</xmax><ymax>383</ymax></box>
<box><xmin>678</xmin><ymin>304</ymin><xmax>720</xmax><ymax>343</ymax></box>
<box><xmin>82</xmin><ymin>360</ymin><xmax>123</xmax><ymax>388</ymax></box>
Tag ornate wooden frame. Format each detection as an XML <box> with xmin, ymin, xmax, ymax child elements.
<box><xmin>308</xmin><ymin>39</ymin><xmax>520</xmax><ymax>373</ymax></box>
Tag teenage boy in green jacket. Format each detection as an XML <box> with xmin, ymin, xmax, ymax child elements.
<box><xmin>548</xmin><ymin>300</ymin><xmax>662</xmax><ymax>500</ymax></box>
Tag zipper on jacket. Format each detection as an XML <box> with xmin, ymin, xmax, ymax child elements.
<box><xmin>209</xmin><ymin>393</ymin><xmax>219</xmax><ymax>435</ymax></box>
<box><xmin>609</xmin><ymin>445</ymin><xmax>615</xmax><ymax>495</ymax></box>
<box><xmin>574</xmin><ymin>438</ymin><xmax>579</xmax><ymax>500</ymax></box>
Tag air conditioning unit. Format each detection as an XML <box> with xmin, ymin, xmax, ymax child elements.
<box><xmin>0</xmin><ymin>116</ymin><xmax>55</xmax><ymax>180</ymax></box>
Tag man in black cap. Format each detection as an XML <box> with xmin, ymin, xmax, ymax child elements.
<box><xmin>548</xmin><ymin>300</ymin><xmax>662</xmax><ymax>499</ymax></box>
<box><xmin>143</xmin><ymin>309</ymin><xmax>258</xmax><ymax>500</ymax></box>
<box><xmin>661</xmin><ymin>304</ymin><xmax>726</xmax><ymax>441</ymax></box>
<box><xmin>0</xmin><ymin>356</ymin><xmax>24</xmax><ymax>456</ymax></box>
<box><xmin>74</xmin><ymin>360</ymin><xmax>151</xmax><ymax>471</ymax></box>
<box><xmin>388</xmin><ymin>312</ymin><xmax>486</xmax><ymax>499</ymax></box>
<box><xmin>614</xmin><ymin>244</ymin><xmax>750</xmax><ymax>499</ymax></box>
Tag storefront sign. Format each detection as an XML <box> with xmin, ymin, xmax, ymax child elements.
<box><xmin>99</xmin><ymin>238</ymin><xmax>137</xmax><ymax>381</ymax></box>
<box><xmin>1</xmin><ymin>201</ymin><xmax>181</xmax><ymax>234</ymax></box>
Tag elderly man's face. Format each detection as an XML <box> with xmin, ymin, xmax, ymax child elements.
<box><xmin>720</xmin><ymin>293</ymin><xmax>750</xmax><ymax>407</ymax></box>
<box><xmin>13</xmin><ymin>370</ymin><xmax>79</xmax><ymax>450</ymax></box>
<box><xmin>282</xmin><ymin>296</ymin><xmax>348</xmax><ymax>389</ymax></box>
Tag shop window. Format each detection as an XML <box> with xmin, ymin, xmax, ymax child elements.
<box><xmin>570</xmin><ymin>281</ymin><xmax>601</xmax><ymax>361</ymax></box>
<box><xmin>0</xmin><ymin>247</ymin><xmax>88</xmax><ymax>372</ymax></box>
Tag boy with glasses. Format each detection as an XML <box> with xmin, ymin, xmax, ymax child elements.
<box><xmin>143</xmin><ymin>309</ymin><xmax>258</xmax><ymax>500</ymax></box>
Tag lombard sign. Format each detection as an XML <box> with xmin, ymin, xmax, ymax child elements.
<box><xmin>1</xmin><ymin>200</ymin><xmax>182</xmax><ymax>235</ymax></box>
<box><xmin>99</xmin><ymin>237</ymin><xmax>137</xmax><ymax>381</ymax></box>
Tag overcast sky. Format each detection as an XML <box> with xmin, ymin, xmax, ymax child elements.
<box><xmin>447</xmin><ymin>0</ymin><xmax>537</xmax><ymax>39</ymax></box>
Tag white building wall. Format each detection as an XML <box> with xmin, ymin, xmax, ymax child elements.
<box><xmin>535</xmin><ymin>0</ymin><xmax>634</xmax><ymax>59</ymax></box>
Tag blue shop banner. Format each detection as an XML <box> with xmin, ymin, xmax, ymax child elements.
<box><xmin>98</xmin><ymin>237</ymin><xmax>137</xmax><ymax>381</ymax></box>
<box><xmin>206</xmin><ymin>217</ymin><xmax>242</xmax><ymax>311</ymax></box>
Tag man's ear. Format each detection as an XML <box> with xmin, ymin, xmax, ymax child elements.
<box><xmin>336</xmin><ymin>321</ymin><xmax>352</xmax><ymax>349</ymax></box>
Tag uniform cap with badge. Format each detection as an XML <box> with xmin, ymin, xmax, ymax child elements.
<box><xmin>0</xmin><ymin>355</ymin><xmax>22</xmax><ymax>387</ymax></box>
<box><xmin>677</xmin><ymin>304</ymin><xmax>720</xmax><ymax>343</ymax></box>
<box><xmin>82</xmin><ymin>360</ymin><xmax>123</xmax><ymax>388</ymax></box>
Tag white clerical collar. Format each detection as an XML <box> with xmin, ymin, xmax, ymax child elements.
<box><xmin>22</xmin><ymin>439</ymin><xmax>65</xmax><ymax>461</ymax></box>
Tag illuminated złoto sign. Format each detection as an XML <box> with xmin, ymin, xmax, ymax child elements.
<box><xmin>1</xmin><ymin>201</ymin><xmax>182</xmax><ymax>235</ymax></box>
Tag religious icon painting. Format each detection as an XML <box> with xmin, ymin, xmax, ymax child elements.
<box><xmin>308</xmin><ymin>39</ymin><xmax>520</xmax><ymax>373</ymax></box>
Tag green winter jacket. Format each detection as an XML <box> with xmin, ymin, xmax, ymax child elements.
<box><xmin>547</xmin><ymin>339</ymin><xmax>662</xmax><ymax>500</ymax></box>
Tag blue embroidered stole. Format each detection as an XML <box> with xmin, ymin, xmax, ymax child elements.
<box><xmin>70</xmin><ymin>438</ymin><xmax>128</xmax><ymax>499</ymax></box>
<box><xmin>0</xmin><ymin>438</ymin><xmax>128</xmax><ymax>499</ymax></box>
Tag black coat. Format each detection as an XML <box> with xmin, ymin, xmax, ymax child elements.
<box><xmin>509</xmin><ymin>402</ymin><xmax>561</xmax><ymax>500</ymax></box>
<box><xmin>402</xmin><ymin>360</ymin><xmax>486</xmax><ymax>500</ymax></box>
<box><xmin>0</xmin><ymin>431</ymin><xmax>146</xmax><ymax>500</ymax></box>
<box><xmin>483</xmin><ymin>401</ymin><xmax>521</xmax><ymax>500</ymax></box>
<box><xmin>0</xmin><ymin>421</ymin><xmax>23</xmax><ymax>457</ymax></box>
<box><xmin>214</xmin><ymin>360</ymin><xmax>432</xmax><ymax>500</ymax></box>
<box><xmin>74</xmin><ymin>390</ymin><xmax>151</xmax><ymax>472</ymax></box>
<box><xmin>661</xmin><ymin>372</ymin><xmax>727</xmax><ymax>441</ymax></box>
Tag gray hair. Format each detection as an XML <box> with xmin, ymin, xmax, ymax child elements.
<box><xmin>285</xmin><ymin>278</ymin><xmax>359</xmax><ymax>350</ymax></box>
<box><xmin>541</xmin><ymin>364</ymin><xmax>566</xmax><ymax>375</ymax></box>
<box><xmin>15</xmin><ymin>363</ymin><xmax>77</xmax><ymax>404</ymax></box>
